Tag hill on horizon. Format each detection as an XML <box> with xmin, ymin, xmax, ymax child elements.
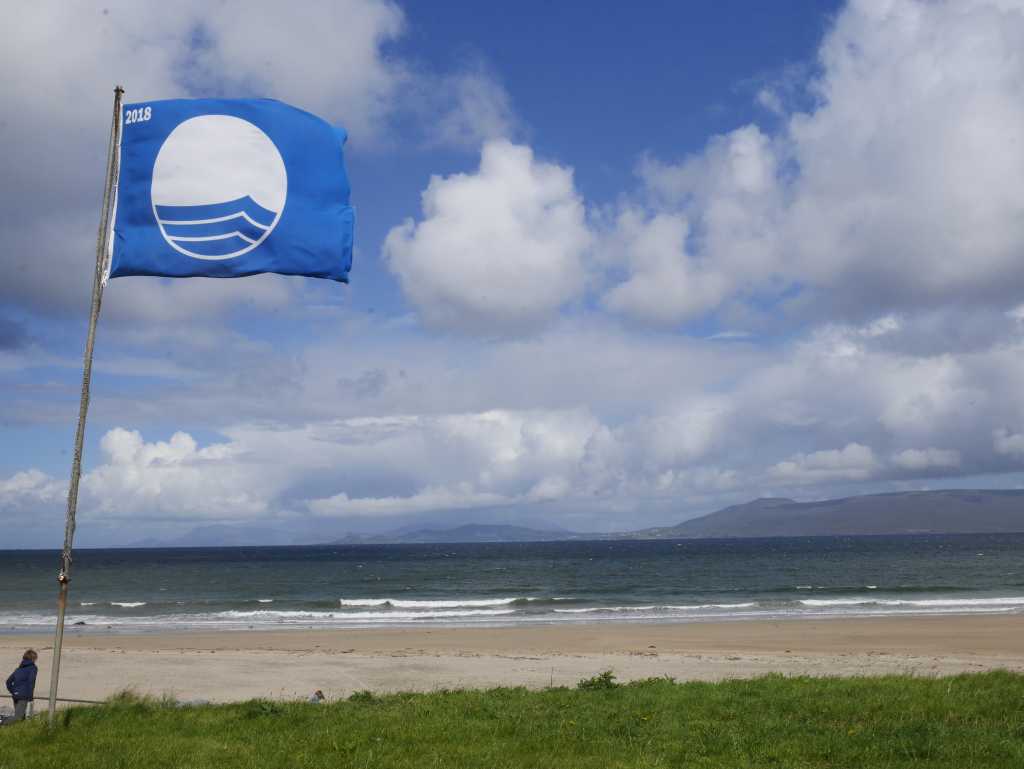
<box><xmin>127</xmin><ymin>489</ymin><xmax>1024</xmax><ymax>547</ymax></box>
<box><xmin>629</xmin><ymin>489</ymin><xmax>1024</xmax><ymax>539</ymax></box>
<box><xmin>331</xmin><ymin>523</ymin><xmax>583</xmax><ymax>545</ymax></box>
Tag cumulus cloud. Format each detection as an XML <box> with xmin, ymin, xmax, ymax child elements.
<box><xmin>385</xmin><ymin>141</ymin><xmax>591</xmax><ymax>333</ymax></box>
<box><xmin>621</xmin><ymin>396</ymin><xmax>732</xmax><ymax>472</ymax></box>
<box><xmin>604</xmin><ymin>125</ymin><xmax>782</xmax><ymax>326</ymax></box>
<box><xmin>891</xmin><ymin>447</ymin><xmax>961</xmax><ymax>471</ymax></box>
<box><xmin>771</xmin><ymin>443</ymin><xmax>879</xmax><ymax>484</ymax></box>
<box><xmin>25</xmin><ymin>410</ymin><xmax>604</xmax><ymax>525</ymax></box>
<box><xmin>83</xmin><ymin>428</ymin><xmax>271</xmax><ymax>519</ymax></box>
<box><xmin>603</xmin><ymin>0</ymin><xmax>1024</xmax><ymax>325</ymax></box>
<box><xmin>9</xmin><ymin>300</ymin><xmax>1024</xmax><ymax>542</ymax></box>
<box><xmin>785</xmin><ymin>0</ymin><xmax>1024</xmax><ymax>307</ymax></box>
<box><xmin>383</xmin><ymin>0</ymin><xmax>1024</xmax><ymax>333</ymax></box>
<box><xmin>729</xmin><ymin>318</ymin><xmax>997</xmax><ymax>467</ymax></box>
<box><xmin>601</xmin><ymin>211</ymin><xmax>731</xmax><ymax>325</ymax></box>
<box><xmin>0</xmin><ymin>469</ymin><xmax>64</xmax><ymax>513</ymax></box>
<box><xmin>0</xmin><ymin>398</ymin><xmax>755</xmax><ymax>532</ymax></box>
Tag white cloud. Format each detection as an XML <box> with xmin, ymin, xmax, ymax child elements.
<box><xmin>309</xmin><ymin>485</ymin><xmax>510</xmax><ymax>517</ymax></box>
<box><xmin>625</xmin><ymin>396</ymin><xmax>732</xmax><ymax>470</ymax></box>
<box><xmin>891</xmin><ymin>447</ymin><xmax>961</xmax><ymax>471</ymax></box>
<box><xmin>385</xmin><ymin>141</ymin><xmax>592</xmax><ymax>333</ymax></box>
<box><xmin>601</xmin><ymin>211</ymin><xmax>730</xmax><ymax>325</ymax></box>
<box><xmin>602</xmin><ymin>124</ymin><xmax>782</xmax><ymax>325</ymax></box>
<box><xmin>187</xmin><ymin>0</ymin><xmax>406</xmax><ymax>138</ymax></box>
<box><xmin>1007</xmin><ymin>304</ymin><xmax>1024</xmax><ymax>324</ymax></box>
<box><xmin>32</xmin><ymin>410</ymin><xmax>604</xmax><ymax>524</ymax></box>
<box><xmin>83</xmin><ymin>428</ymin><xmax>271</xmax><ymax>519</ymax></box>
<box><xmin>784</xmin><ymin>0</ymin><xmax>1024</xmax><ymax>303</ymax></box>
<box><xmin>771</xmin><ymin>443</ymin><xmax>879</xmax><ymax>484</ymax></box>
<box><xmin>859</xmin><ymin>315</ymin><xmax>902</xmax><ymax>338</ymax></box>
<box><xmin>10</xmin><ymin>300</ymin><xmax>1024</xmax><ymax>540</ymax></box>
<box><xmin>0</xmin><ymin>470</ymin><xmax>64</xmax><ymax>512</ymax></box>
<box><xmin>604</xmin><ymin>0</ymin><xmax>1024</xmax><ymax>325</ymax></box>
<box><xmin>876</xmin><ymin>356</ymin><xmax>977</xmax><ymax>435</ymax></box>
<box><xmin>378</xmin><ymin>0</ymin><xmax>1024</xmax><ymax>334</ymax></box>
<box><xmin>102</xmin><ymin>274</ymin><xmax>296</xmax><ymax>324</ymax></box>
<box><xmin>730</xmin><ymin>319</ymin><xmax>996</xmax><ymax>460</ymax></box>
<box><xmin>14</xmin><ymin>305</ymin><xmax>1024</xmax><ymax>525</ymax></box>
<box><xmin>994</xmin><ymin>428</ymin><xmax>1024</xmax><ymax>458</ymax></box>
<box><xmin>756</xmin><ymin>88</ymin><xmax>784</xmax><ymax>115</ymax></box>
<box><xmin>424</xmin><ymin>69</ymin><xmax>519</xmax><ymax>149</ymax></box>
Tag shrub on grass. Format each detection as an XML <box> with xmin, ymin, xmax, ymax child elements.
<box><xmin>577</xmin><ymin>670</ymin><xmax>619</xmax><ymax>690</ymax></box>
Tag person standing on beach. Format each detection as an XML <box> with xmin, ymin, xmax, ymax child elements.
<box><xmin>5</xmin><ymin>649</ymin><xmax>38</xmax><ymax>722</ymax></box>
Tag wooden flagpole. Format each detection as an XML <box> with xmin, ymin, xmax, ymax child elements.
<box><xmin>46</xmin><ymin>85</ymin><xmax>124</xmax><ymax>728</ymax></box>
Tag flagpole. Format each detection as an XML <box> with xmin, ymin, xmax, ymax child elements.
<box><xmin>47</xmin><ymin>85</ymin><xmax>123</xmax><ymax>729</ymax></box>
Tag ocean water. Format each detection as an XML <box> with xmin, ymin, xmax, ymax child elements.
<box><xmin>1</xmin><ymin>534</ymin><xmax>1023</xmax><ymax>633</ymax></box>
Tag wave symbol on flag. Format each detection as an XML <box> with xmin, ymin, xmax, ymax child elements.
<box><xmin>155</xmin><ymin>197</ymin><xmax>278</xmax><ymax>259</ymax></box>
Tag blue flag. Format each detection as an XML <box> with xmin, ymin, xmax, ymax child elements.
<box><xmin>106</xmin><ymin>98</ymin><xmax>354</xmax><ymax>282</ymax></box>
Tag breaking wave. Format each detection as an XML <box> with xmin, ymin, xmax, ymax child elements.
<box><xmin>800</xmin><ymin>596</ymin><xmax>1024</xmax><ymax>608</ymax></box>
<box><xmin>337</xmin><ymin>596</ymin><xmax>563</xmax><ymax>609</ymax></box>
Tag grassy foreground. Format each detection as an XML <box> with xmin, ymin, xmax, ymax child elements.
<box><xmin>2</xmin><ymin>672</ymin><xmax>1023</xmax><ymax>768</ymax></box>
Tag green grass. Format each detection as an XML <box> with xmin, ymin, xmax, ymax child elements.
<box><xmin>2</xmin><ymin>672</ymin><xmax>1023</xmax><ymax>768</ymax></box>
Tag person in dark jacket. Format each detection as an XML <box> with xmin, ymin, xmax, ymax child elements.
<box><xmin>5</xmin><ymin>649</ymin><xmax>38</xmax><ymax>722</ymax></box>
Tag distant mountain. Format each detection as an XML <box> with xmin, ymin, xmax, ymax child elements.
<box><xmin>130</xmin><ymin>490</ymin><xmax>1024</xmax><ymax>549</ymax></box>
<box><xmin>332</xmin><ymin>523</ymin><xmax>587</xmax><ymax>545</ymax></box>
<box><xmin>625</xmin><ymin>490</ymin><xmax>1024</xmax><ymax>539</ymax></box>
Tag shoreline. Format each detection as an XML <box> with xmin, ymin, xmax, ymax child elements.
<box><xmin>3</xmin><ymin>614</ymin><xmax>1022</xmax><ymax>705</ymax></box>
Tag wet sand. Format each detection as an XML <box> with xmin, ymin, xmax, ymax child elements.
<box><xmin>3</xmin><ymin>614</ymin><xmax>1022</xmax><ymax>705</ymax></box>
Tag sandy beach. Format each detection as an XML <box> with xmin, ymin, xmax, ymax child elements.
<box><xmin>2</xmin><ymin>614</ymin><xmax>1022</xmax><ymax>706</ymax></box>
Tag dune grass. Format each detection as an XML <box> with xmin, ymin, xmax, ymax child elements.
<box><xmin>2</xmin><ymin>671</ymin><xmax>1023</xmax><ymax>768</ymax></box>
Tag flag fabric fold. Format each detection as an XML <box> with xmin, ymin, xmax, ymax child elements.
<box><xmin>106</xmin><ymin>98</ymin><xmax>354</xmax><ymax>282</ymax></box>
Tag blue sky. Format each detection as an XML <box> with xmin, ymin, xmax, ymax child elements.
<box><xmin>4</xmin><ymin>0</ymin><xmax>1024</xmax><ymax>548</ymax></box>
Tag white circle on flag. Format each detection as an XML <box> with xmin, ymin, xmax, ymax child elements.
<box><xmin>151</xmin><ymin>115</ymin><xmax>288</xmax><ymax>260</ymax></box>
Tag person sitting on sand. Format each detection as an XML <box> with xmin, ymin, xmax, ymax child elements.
<box><xmin>309</xmin><ymin>690</ymin><xmax>325</xmax><ymax>703</ymax></box>
<box><xmin>5</xmin><ymin>649</ymin><xmax>38</xmax><ymax>722</ymax></box>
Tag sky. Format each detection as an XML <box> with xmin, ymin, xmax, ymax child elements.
<box><xmin>4</xmin><ymin>0</ymin><xmax>1024</xmax><ymax>548</ymax></box>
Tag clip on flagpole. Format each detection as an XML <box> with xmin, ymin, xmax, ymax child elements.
<box><xmin>47</xmin><ymin>85</ymin><xmax>124</xmax><ymax>729</ymax></box>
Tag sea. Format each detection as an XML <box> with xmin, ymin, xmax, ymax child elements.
<box><xmin>2</xmin><ymin>534</ymin><xmax>1023</xmax><ymax>633</ymax></box>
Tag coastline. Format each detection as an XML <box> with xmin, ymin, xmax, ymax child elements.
<box><xmin>4</xmin><ymin>614</ymin><xmax>1022</xmax><ymax>705</ymax></box>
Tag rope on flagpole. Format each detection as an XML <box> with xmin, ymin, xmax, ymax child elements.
<box><xmin>47</xmin><ymin>85</ymin><xmax>124</xmax><ymax>729</ymax></box>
